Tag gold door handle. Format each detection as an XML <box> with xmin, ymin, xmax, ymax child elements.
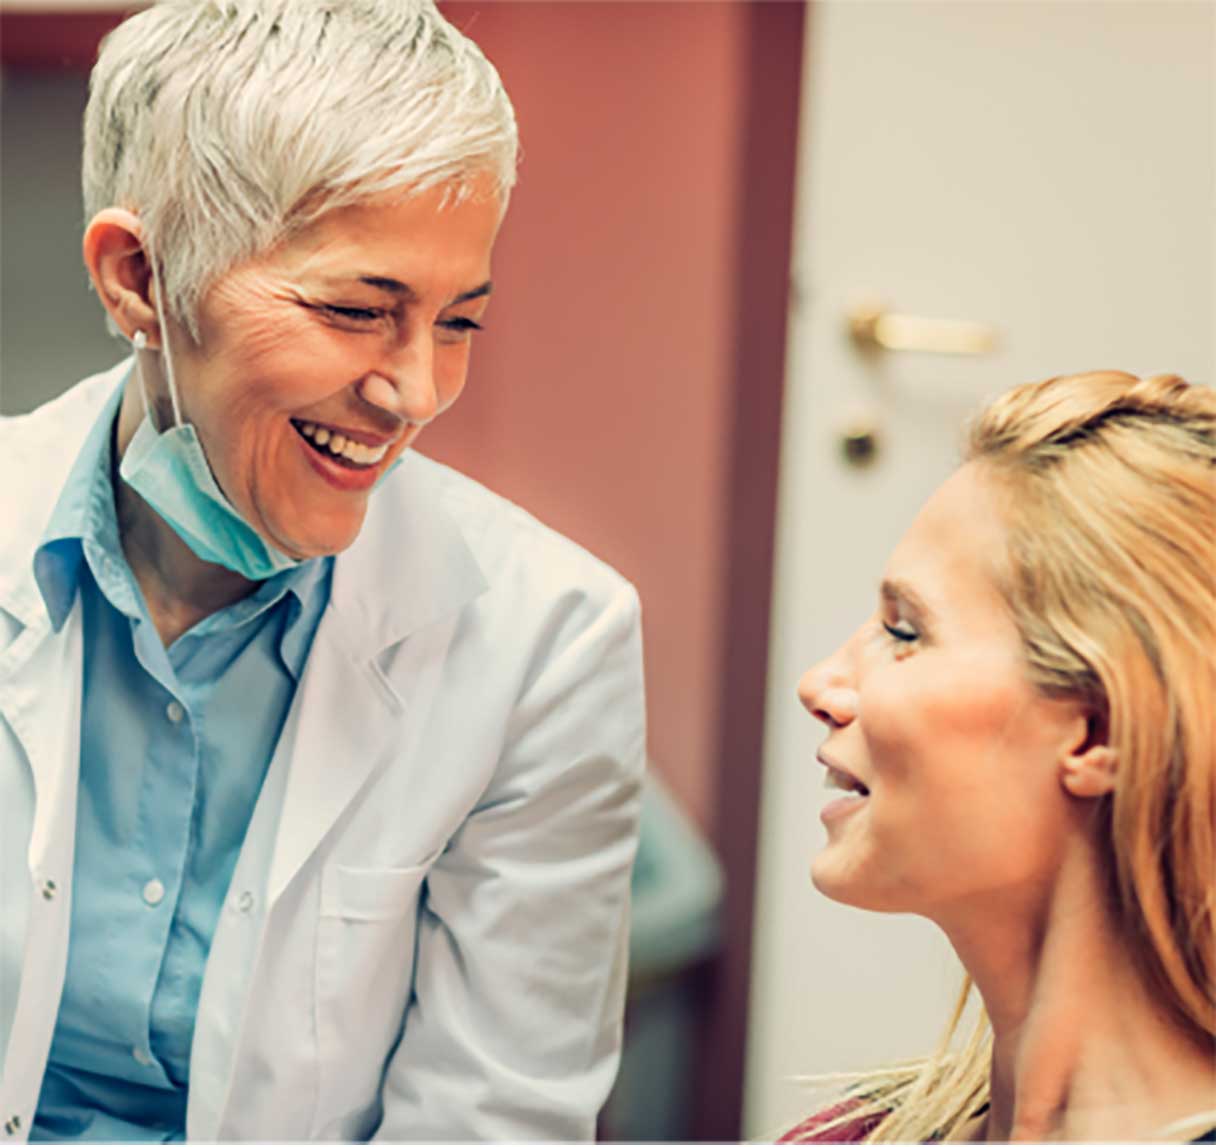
<box><xmin>848</xmin><ymin>301</ymin><xmax>998</xmax><ymax>355</ymax></box>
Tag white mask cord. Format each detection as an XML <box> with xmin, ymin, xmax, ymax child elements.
<box><xmin>150</xmin><ymin>273</ymin><xmax>185</xmax><ymax>429</ymax></box>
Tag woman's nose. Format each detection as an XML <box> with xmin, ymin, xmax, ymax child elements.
<box><xmin>358</xmin><ymin>340</ymin><xmax>440</xmax><ymax>425</ymax></box>
<box><xmin>797</xmin><ymin>650</ymin><xmax>859</xmax><ymax>728</ymax></box>
<box><xmin>358</xmin><ymin>371</ymin><xmax>440</xmax><ymax>425</ymax></box>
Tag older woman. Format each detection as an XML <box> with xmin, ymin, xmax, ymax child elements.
<box><xmin>784</xmin><ymin>372</ymin><xmax>1214</xmax><ymax>1143</ymax></box>
<box><xmin>0</xmin><ymin>2</ymin><xmax>645</xmax><ymax>1141</ymax></box>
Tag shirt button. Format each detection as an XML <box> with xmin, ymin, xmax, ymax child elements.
<box><xmin>235</xmin><ymin>890</ymin><xmax>256</xmax><ymax>915</ymax></box>
<box><xmin>142</xmin><ymin>879</ymin><xmax>165</xmax><ymax>906</ymax></box>
<box><xmin>132</xmin><ymin>1047</ymin><xmax>153</xmax><ymax>1067</ymax></box>
<box><xmin>41</xmin><ymin>877</ymin><xmax>58</xmax><ymax>901</ymax></box>
<box><xmin>4</xmin><ymin>1114</ymin><xmax>22</xmax><ymax>1135</ymax></box>
<box><xmin>165</xmin><ymin>700</ymin><xmax>186</xmax><ymax>724</ymax></box>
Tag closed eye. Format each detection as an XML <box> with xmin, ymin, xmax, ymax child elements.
<box><xmin>322</xmin><ymin>304</ymin><xmax>385</xmax><ymax>322</ymax></box>
<box><xmin>882</xmin><ymin>621</ymin><xmax>919</xmax><ymax>644</ymax></box>
<box><xmin>437</xmin><ymin>316</ymin><xmax>484</xmax><ymax>333</ymax></box>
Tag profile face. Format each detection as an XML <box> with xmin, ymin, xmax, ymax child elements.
<box><xmin>157</xmin><ymin>177</ymin><xmax>503</xmax><ymax>559</ymax></box>
<box><xmin>798</xmin><ymin>464</ymin><xmax>1085</xmax><ymax>924</ymax></box>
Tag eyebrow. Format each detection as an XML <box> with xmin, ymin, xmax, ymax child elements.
<box><xmin>355</xmin><ymin>276</ymin><xmax>493</xmax><ymax>305</ymax></box>
<box><xmin>879</xmin><ymin>577</ymin><xmax>935</xmax><ymax>621</ymax></box>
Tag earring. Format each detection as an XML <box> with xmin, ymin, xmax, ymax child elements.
<box><xmin>132</xmin><ymin>330</ymin><xmax>147</xmax><ymax>351</ymax></box>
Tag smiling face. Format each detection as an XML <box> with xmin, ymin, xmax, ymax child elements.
<box><xmin>143</xmin><ymin>179</ymin><xmax>503</xmax><ymax>559</ymax></box>
<box><xmin>798</xmin><ymin>464</ymin><xmax>1091</xmax><ymax>924</ymax></box>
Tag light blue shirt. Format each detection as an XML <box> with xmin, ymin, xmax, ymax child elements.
<box><xmin>28</xmin><ymin>380</ymin><xmax>331</xmax><ymax>1142</ymax></box>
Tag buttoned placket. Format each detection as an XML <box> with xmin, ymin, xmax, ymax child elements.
<box><xmin>115</xmin><ymin>613</ymin><xmax>198</xmax><ymax>1085</ymax></box>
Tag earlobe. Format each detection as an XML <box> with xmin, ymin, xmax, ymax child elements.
<box><xmin>82</xmin><ymin>208</ymin><xmax>161</xmax><ymax>346</ymax></box>
<box><xmin>1060</xmin><ymin>744</ymin><xmax>1118</xmax><ymax>799</ymax></box>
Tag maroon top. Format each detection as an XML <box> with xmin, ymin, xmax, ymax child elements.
<box><xmin>778</xmin><ymin>1099</ymin><xmax>887</xmax><ymax>1143</ymax></box>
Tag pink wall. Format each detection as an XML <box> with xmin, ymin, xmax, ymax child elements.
<box><xmin>428</xmin><ymin>1</ymin><xmax>750</xmax><ymax>835</ymax></box>
<box><xmin>425</xmin><ymin>9</ymin><xmax>806</xmax><ymax>1134</ymax></box>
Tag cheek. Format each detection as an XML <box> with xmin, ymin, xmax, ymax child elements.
<box><xmin>857</xmin><ymin>659</ymin><xmax>1069</xmax><ymax>894</ymax></box>
<box><xmin>861</xmin><ymin>655</ymin><xmax>1031</xmax><ymax>774</ymax></box>
<box><xmin>195</xmin><ymin>320</ymin><xmax>363</xmax><ymax>475</ymax></box>
<box><xmin>228</xmin><ymin>318</ymin><xmax>353</xmax><ymax>408</ymax></box>
<box><xmin>859</xmin><ymin>657</ymin><xmax>1052</xmax><ymax>836</ymax></box>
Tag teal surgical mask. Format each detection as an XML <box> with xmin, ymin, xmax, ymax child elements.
<box><xmin>118</xmin><ymin>289</ymin><xmax>304</xmax><ymax>581</ymax></box>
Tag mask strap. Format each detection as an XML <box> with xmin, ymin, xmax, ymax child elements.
<box><xmin>130</xmin><ymin>328</ymin><xmax>163</xmax><ymax>433</ymax></box>
<box><xmin>150</xmin><ymin>276</ymin><xmax>185</xmax><ymax>429</ymax></box>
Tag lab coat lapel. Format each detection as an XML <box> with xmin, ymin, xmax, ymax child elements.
<box><xmin>0</xmin><ymin>605</ymin><xmax>83</xmax><ymax>877</ymax></box>
<box><xmin>263</xmin><ymin>454</ymin><xmax>488</xmax><ymax>907</ymax></box>
<box><xmin>0</xmin><ymin>366</ymin><xmax>108</xmax><ymax>880</ymax></box>
<box><xmin>0</xmin><ymin>597</ymin><xmax>84</xmax><ymax>1116</ymax></box>
<box><xmin>261</xmin><ymin>620</ymin><xmax>397</xmax><ymax>907</ymax></box>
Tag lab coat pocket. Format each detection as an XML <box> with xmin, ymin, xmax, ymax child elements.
<box><xmin>315</xmin><ymin>860</ymin><xmax>433</xmax><ymax>1125</ymax></box>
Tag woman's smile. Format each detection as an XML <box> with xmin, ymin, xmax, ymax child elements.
<box><xmin>291</xmin><ymin>419</ymin><xmax>396</xmax><ymax>492</ymax></box>
<box><xmin>289</xmin><ymin>416</ymin><xmax>410</xmax><ymax>493</ymax></box>
<box><xmin>818</xmin><ymin>753</ymin><xmax>870</xmax><ymax>825</ymax></box>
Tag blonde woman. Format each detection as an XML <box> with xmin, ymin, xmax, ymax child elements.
<box><xmin>783</xmin><ymin>372</ymin><xmax>1215</xmax><ymax>1143</ymax></box>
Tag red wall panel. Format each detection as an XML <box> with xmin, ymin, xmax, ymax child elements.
<box><xmin>428</xmin><ymin>1</ymin><xmax>749</xmax><ymax>835</ymax></box>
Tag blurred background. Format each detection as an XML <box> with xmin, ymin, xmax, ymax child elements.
<box><xmin>1</xmin><ymin>0</ymin><xmax>1212</xmax><ymax>1140</ymax></box>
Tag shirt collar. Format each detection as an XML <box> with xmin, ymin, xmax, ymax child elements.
<box><xmin>32</xmin><ymin>378</ymin><xmax>127</xmax><ymax>631</ymax></box>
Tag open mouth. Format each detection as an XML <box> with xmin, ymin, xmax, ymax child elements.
<box><xmin>823</xmin><ymin>766</ymin><xmax>870</xmax><ymax>799</ymax></box>
<box><xmin>291</xmin><ymin>420</ymin><xmax>389</xmax><ymax>470</ymax></box>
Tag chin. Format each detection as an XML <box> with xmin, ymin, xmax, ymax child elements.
<box><xmin>810</xmin><ymin>851</ymin><xmax>857</xmax><ymax>905</ymax></box>
<box><xmin>270</xmin><ymin>509</ymin><xmax>367</xmax><ymax>560</ymax></box>
<box><xmin>810</xmin><ymin>850</ymin><xmax>901</xmax><ymax>913</ymax></box>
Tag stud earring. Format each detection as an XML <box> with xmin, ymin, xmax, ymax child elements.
<box><xmin>132</xmin><ymin>330</ymin><xmax>147</xmax><ymax>351</ymax></box>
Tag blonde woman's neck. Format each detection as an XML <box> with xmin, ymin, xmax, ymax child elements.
<box><xmin>938</xmin><ymin>834</ymin><xmax>1215</xmax><ymax>1142</ymax></box>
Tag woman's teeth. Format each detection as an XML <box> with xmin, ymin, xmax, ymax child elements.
<box><xmin>824</xmin><ymin>767</ymin><xmax>870</xmax><ymax>797</ymax></box>
<box><xmin>296</xmin><ymin>421</ymin><xmax>388</xmax><ymax>467</ymax></box>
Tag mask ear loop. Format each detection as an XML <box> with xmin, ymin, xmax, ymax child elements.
<box><xmin>130</xmin><ymin>327</ymin><xmax>162</xmax><ymax>432</ymax></box>
<box><xmin>149</xmin><ymin>274</ymin><xmax>185</xmax><ymax>429</ymax></box>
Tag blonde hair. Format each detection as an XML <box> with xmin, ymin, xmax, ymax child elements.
<box><xmin>83</xmin><ymin>0</ymin><xmax>518</xmax><ymax>339</ymax></box>
<box><xmin>801</xmin><ymin>371</ymin><xmax>1216</xmax><ymax>1143</ymax></box>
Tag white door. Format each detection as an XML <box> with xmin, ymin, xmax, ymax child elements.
<box><xmin>744</xmin><ymin>1</ymin><xmax>1214</xmax><ymax>1137</ymax></box>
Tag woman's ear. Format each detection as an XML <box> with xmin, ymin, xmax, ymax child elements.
<box><xmin>1059</xmin><ymin>712</ymin><xmax>1117</xmax><ymax>799</ymax></box>
<box><xmin>82</xmin><ymin>208</ymin><xmax>162</xmax><ymax>346</ymax></box>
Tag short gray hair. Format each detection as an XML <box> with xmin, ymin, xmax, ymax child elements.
<box><xmin>83</xmin><ymin>0</ymin><xmax>518</xmax><ymax>338</ymax></box>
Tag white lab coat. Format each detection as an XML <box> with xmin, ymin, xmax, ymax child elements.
<box><xmin>0</xmin><ymin>361</ymin><xmax>646</xmax><ymax>1141</ymax></box>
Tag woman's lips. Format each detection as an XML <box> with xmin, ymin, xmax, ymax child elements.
<box><xmin>294</xmin><ymin>424</ymin><xmax>385</xmax><ymax>492</ymax></box>
<box><xmin>820</xmin><ymin>791</ymin><xmax>869</xmax><ymax>826</ymax></box>
<box><xmin>818</xmin><ymin>751</ymin><xmax>870</xmax><ymax>793</ymax></box>
<box><xmin>818</xmin><ymin>751</ymin><xmax>870</xmax><ymax>825</ymax></box>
